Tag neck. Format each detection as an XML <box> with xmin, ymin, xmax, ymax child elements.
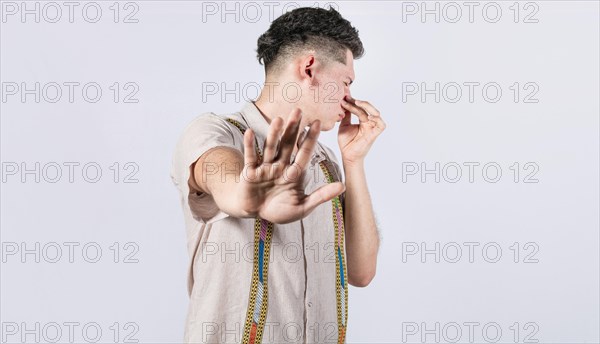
<box><xmin>254</xmin><ymin>80</ymin><xmax>311</xmax><ymax>159</ymax></box>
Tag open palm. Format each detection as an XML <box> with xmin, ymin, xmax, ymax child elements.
<box><xmin>237</xmin><ymin>108</ymin><xmax>345</xmax><ymax>224</ymax></box>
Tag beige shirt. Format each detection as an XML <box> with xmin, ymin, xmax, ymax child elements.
<box><xmin>170</xmin><ymin>101</ymin><xmax>348</xmax><ymax>344</ymax></box>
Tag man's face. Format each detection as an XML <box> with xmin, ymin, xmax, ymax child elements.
<box><xmin>303</xmin><ymin>49</ymin><xmax>355</xmax><ymax>131</ymax></box>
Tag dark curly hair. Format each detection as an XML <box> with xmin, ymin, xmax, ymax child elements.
<box><xmin>256</xmin><ymin>7</ymin><xmax>364</xmax><ymax>76</ymax></box>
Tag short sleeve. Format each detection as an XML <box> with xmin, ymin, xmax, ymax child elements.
<box><xmin>170</xmin><ymin>112</ymin><xmax>244</xmax><ymax>225</ymax></box>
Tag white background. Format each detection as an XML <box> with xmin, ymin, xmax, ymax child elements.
<box><xmin>1</xmin><ymin>1</ymin><xmax>598</xmax><ymax>343</ymax></box>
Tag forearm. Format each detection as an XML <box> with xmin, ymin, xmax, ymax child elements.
<box><xmin>342</xmin><ymin>159</ymin><xmax>380</xmax><ymax>287</ymax></box>
<box><xmin>193</xmin><ymin>147</ymin><xmax>255</xmax><ymax>218</ymax></box>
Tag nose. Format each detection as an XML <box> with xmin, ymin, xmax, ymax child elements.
<box><xmin>342</xmin><ymin>91</ymin><xmax>352</xmax><ymax>115</ymax></box>
<box><xmin>344</xmin><ymin>89</ymin><xmax>352</xmax><ymax>102</ymax></box>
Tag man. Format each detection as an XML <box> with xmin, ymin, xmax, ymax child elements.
<box><xmin>170</xmin><ymin>6</ymin><xmax>385</xmax><ymax>344</ymax></box>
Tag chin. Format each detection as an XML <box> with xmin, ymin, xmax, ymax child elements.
<box><xmin>321</xmin><ymin>121</ymin><xmax>337</xmax><ymax>132</ymax></box>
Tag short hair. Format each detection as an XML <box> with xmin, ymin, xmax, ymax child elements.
<box><xmin>256</xmin><ymin>7</ymin><xmax>364</xmax><ymax>76</ymax></box>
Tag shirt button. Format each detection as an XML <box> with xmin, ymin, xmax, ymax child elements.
<box><xmin>308</xmin><ymin>302</ymin><xmax>313</xmax><ymax>308</ymax></box>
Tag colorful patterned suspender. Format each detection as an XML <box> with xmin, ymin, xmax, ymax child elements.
<box><xmin>319</xmin><ymin>160</ymin><xmax>349</xmax><ymax>344</ymax></box>
<box><xmin>225</xmin><ymin>117</ymin><xmax>348</xmax><ymax>344</ymax></box>
<box><xmin>225</xmin><ymin>118</ymin><xmax>274</xmax><ymax>344</ymax></box>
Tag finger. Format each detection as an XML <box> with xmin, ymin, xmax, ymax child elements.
<box><xmin>369</xmin><ymin>115</ymin><xmax>387</xmax><ymax>131</ymax></box>
<box><xmin>339</xmin><ymin>109</ymin><xmax>352</xmax><ymax>127</ymax></box>
<box><xmin>277</xmin><ymin>108</ymin><xmax>302</xmax><ymax>164</ymax></box>
<box><xmin>355</xmin><ymin>99</ymin><xmax>381</xmax><ymax>117</ymax></box>
<box><xmin>262</xmin><ymin>116</ymin><xmax>284</xmax><ymax>163</ymax></box>
<box><xmin>341</xmin><ymin>98</ymin><xmax>369</xmax><ymax>123</ymax></box>
<box><xmin>292</xmin><ymin>119</ymin><xmax>321</xmax><ymax>170</ymax></box>
<box><xmin>243</xmin><ymin>128</ymin><xmax>258</xmax><ymax>167</ymax></box>
<box><xmin>296</xmin><ymin>127</ymin><xmax>308</xmax><ymax>148</ymax></box>
<box><xmin>302</xmin><ymin>182</ymin><xmax>346</xmax><ymax>216</ymax></box>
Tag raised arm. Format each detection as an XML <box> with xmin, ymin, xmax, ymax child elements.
<box><xmin>189</xmin><ymin>108</ymin><xmax>345</xmax><ymax>224</ymax></box>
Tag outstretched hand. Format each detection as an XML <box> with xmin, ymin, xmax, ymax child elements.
<box><xmin>236</xmin><ymin>108</ymin><xmax>345</xmax><ymax>224</ymax></box>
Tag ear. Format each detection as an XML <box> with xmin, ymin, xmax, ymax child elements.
<box><xmin>300</xmin><ymin>54</ymin><xmax>316</xmax><ymax>81</ymax></box>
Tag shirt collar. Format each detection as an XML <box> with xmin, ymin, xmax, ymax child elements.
<box><xmin>239</xmin><ymin>100</ymin><xmax>271</xmax><ymax>140</ymax></box>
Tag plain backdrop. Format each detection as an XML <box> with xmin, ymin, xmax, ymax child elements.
<box><xmin>1</xmin><ymin>1</ymin><xmax>598</xmax><ymax>343</ymax></box>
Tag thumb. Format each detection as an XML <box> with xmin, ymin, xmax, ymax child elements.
<box><xmin>302</xmin><ymin>182</ymin><xmax>345</xmax><ymax>215</ymax></box>
<box><xmin>340</xmin><ymin>111</ymin><xmax>352</xmax><ymax>127</ymax></box>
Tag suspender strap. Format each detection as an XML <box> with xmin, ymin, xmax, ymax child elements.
<box><xmin>225</xmin><ymin>118</ymin><xmax>274</xmax><ymax>344</ymax></box>
<box><xmin>225</xmin><ymin>117</ymin><xmax>348</xmax><ymax>344</ymax></box>
<box><xmin>319</xmin><ymin>160</ymin><xmax>348</xmax><ymax>344</ymax></box>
